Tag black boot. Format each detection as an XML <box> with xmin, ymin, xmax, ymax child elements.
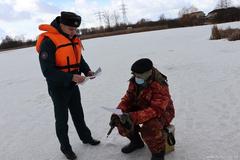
<box><xmin>60</xmin><ymin>146</ymin><xmax>77</xmax><ymax>160</ymax></box>
<box><xmin>151</xmin><ymin>151</ymin><xmax>165</xmax><ymax>160</ymax></box>
<box><xmin>83</xmin><ymin>138</ymin><xmax>100</xmax><ymax>145</ymax></box>
<box><xmin>121</xmin><ymin>132</ymin><xmax>144</xmax><ymax>153</ymax></box>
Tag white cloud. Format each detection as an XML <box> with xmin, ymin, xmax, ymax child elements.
<box><xmin>36</xmin><ymin>1</ymin><xmax>60</xmax><ymax>13</ymax></box>
<box><xmin>0</xmin><ymin>0</ymin><xmax>61</xmax><ymax>40</ymax></box>
<box><xmin>75</xmin><ymin>0</ymin><xmax>87</xmax><ymax>6</ymax></box>
<box><xmin>0</xmin><ymin>3</ymin><xmax>31</xmax><ymax>21</ymax></box>
<box><xmin>13</xmin><ymin>0</ymin><xmax>39</xmax><ymax>11</ymax></box>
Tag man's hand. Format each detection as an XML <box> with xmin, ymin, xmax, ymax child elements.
<box><xmin>109</xmin><ymin>114</ymin><xmax>121</xmax><ymax>127</ymax></box>
<box><xmin>72</xmin><ymin>74</ymin><xmax>86</xmax><ymax>84</ymax></box>
<box><xmin>87</xmin><ymin>71</ymin><xmax>96</xmax><ymax>79</ymax></box>
<box><xmin>109</xmin><ymin>113</ymin><xmax>133</xmax><ymax>130</ymax></box>
<box><xmin>107</xmin><ymin>113</ymin><xmax>134</xmax><ymax>137</ymax></box>
<box><xmin>107</xmin><ymin>114</ymin><xmax>121</xmax><ymax>137</ymax></box>
<box><xmin>119</xmin><ymin>113</ymin><xmax>133</xmax><ymax>130</ymax></box>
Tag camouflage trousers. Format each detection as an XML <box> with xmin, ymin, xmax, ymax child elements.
<box><xmin>116</xmin><ymin>118</ymin><xmax>165</xmax><ymax>153</ymax></box>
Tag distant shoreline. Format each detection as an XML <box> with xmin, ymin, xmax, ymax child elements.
<box><xmin>1</xmin><ymin>21</ymin><xmax>239</xmax><ymax>52</ymax></box>
<box><xmin>0</xmin><ymin>25</ymin><xmax>171</xmax><ymax>53</ymax></box>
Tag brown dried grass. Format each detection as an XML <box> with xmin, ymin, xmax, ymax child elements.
<box><xmin>210</xmin><ymin>25</ymin><xmax>240</xmax><ymax>41</ymax></box>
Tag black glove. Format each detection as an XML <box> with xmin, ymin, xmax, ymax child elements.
<box><xmin>109</xmin><ymin>114</ymin><xmax>120</xmax><ymax>127</ymax></box>
<box><xmin>107</xmin><ymin>113</ymin><xmax>133</xmax><ymax>137</ymax></box>
<box><xmin>119</xmin><ymin>113</ymin><xmax>133</xmax><ymax>130</ymax></box>
<box><xmin>107</xmin><ymin>114</ymin><xmax>121</xmax><ymax>137</ymax></box>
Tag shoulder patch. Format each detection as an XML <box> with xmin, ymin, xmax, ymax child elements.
<box><xmin>40</xmin><ymin>51</ymin><xmax>48</xmax><ymax>60</ymax></box>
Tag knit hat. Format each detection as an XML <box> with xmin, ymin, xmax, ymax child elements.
<box><xmin>131</xmin><ymin>58</ymin><xmax>153</xmax><ymax>74</ymax></box>
<box><xmin>60</xmin><ymin>11</ymin><xmax>81</xmax><ymax>27</ymax></box>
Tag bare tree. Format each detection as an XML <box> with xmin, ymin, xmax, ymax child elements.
<box><xmin>178</xmin><ymin>7</ymin><xmax>187</xmax><ymax>17</ymax></box>
<box><xmin>2</xmin><ymin>35</ymin><xmax>13</xmax><ymax>44</ymax></box>
<box><xmin>159</xmin><ymin>14</ymin><xmax>166</xmax><ymax>21</ymax></box>
<box><xmin>95</xmin><ymin>11</ymin><xmax>104</xmax><ymax>27</ymax></box>
<box><xmin>15</xmin><ymin>35</ymin><xmax>25</xmax><ymax>42</ymax></box>
<box><xmin>112</xmin><ymin>11</ymin><xmax>120</xmax><ymax>27</ymax></box>
<box><xmin>178</xmin><ymin>5</ymin><xmax>199</xmax><ymax>17</ymax></box>
<box><xmin>102</xmin><ymin>11</ymin><xmax>111</xmax><ymax>28</ymax></box>
<box><xmin>216</xmin><ymin>0</ymin><xmax>232</xmax><ymax>9</ymax></box>
<box><xmin>189</xmin><ymin>5</ymin><xmax>199</xmax><ymax>13</ymax></box>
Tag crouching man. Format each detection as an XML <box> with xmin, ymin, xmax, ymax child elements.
<box><xmin>111</xmin><ymin>58</ymin><xmax>175</xmax><ymax>160</ymax></box>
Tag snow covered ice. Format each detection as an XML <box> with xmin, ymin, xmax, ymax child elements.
<box><xmin>0</xmin><ymin>21</ymin><xmax>240</xmax><ymax>160</ymax></box>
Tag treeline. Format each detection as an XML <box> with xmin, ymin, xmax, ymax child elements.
<box><xmin>79</xmin><ymin>0</ymin><xmax>240</xmax><ymax>37</ymax></box>
<box><xmin>0</xmin><ymin>35</ymin><xmax>35</xmax><ymax>51</ymax></box>
<box><xmin>80</xmin><ymin>6</ymin><xmax>240</xmax><ymax>37</ymax></box>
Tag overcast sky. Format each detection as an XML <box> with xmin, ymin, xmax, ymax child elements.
<box><xmin>0</xmin><ymin>0</ymin><xmax>240</xmax><ymax>41</ymax></box>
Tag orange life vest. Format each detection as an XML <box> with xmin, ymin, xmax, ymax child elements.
<box><xmin>36</xmin><ymin>24</ymin><xmax>82</xmax><ymax>72</ymax></box>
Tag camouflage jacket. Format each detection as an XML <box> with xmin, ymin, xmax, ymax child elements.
<box><xmin>117</xmin><ymin>68</ymin><xmax>175</xmax><ymax>125</ymax></box>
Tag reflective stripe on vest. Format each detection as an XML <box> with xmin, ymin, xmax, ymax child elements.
<box><xmin>36</xmin><ymin>24</ymin><xmax>82</xmax><ymax>72</ymax></box>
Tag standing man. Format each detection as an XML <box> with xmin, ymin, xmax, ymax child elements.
<box><xmin>36</xmin><ymin>11</ymin><xmax>100</xmax><ymax>160</ymax></box>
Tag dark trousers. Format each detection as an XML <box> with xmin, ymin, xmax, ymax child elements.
<box><xmin>116</xmin><ymin>118</ymin><xmax>165</xmax><ymax>153</ymax></box>
<box><xmin>48</xmin><ymin>85</ymin><xmax>92</xmax><ymax>151</ymax></box>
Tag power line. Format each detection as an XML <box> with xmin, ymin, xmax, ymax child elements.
<box><xmin>120</xmin><ymin>0</ymin><xmax>128</xmax><ymax>24</ymax></box>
